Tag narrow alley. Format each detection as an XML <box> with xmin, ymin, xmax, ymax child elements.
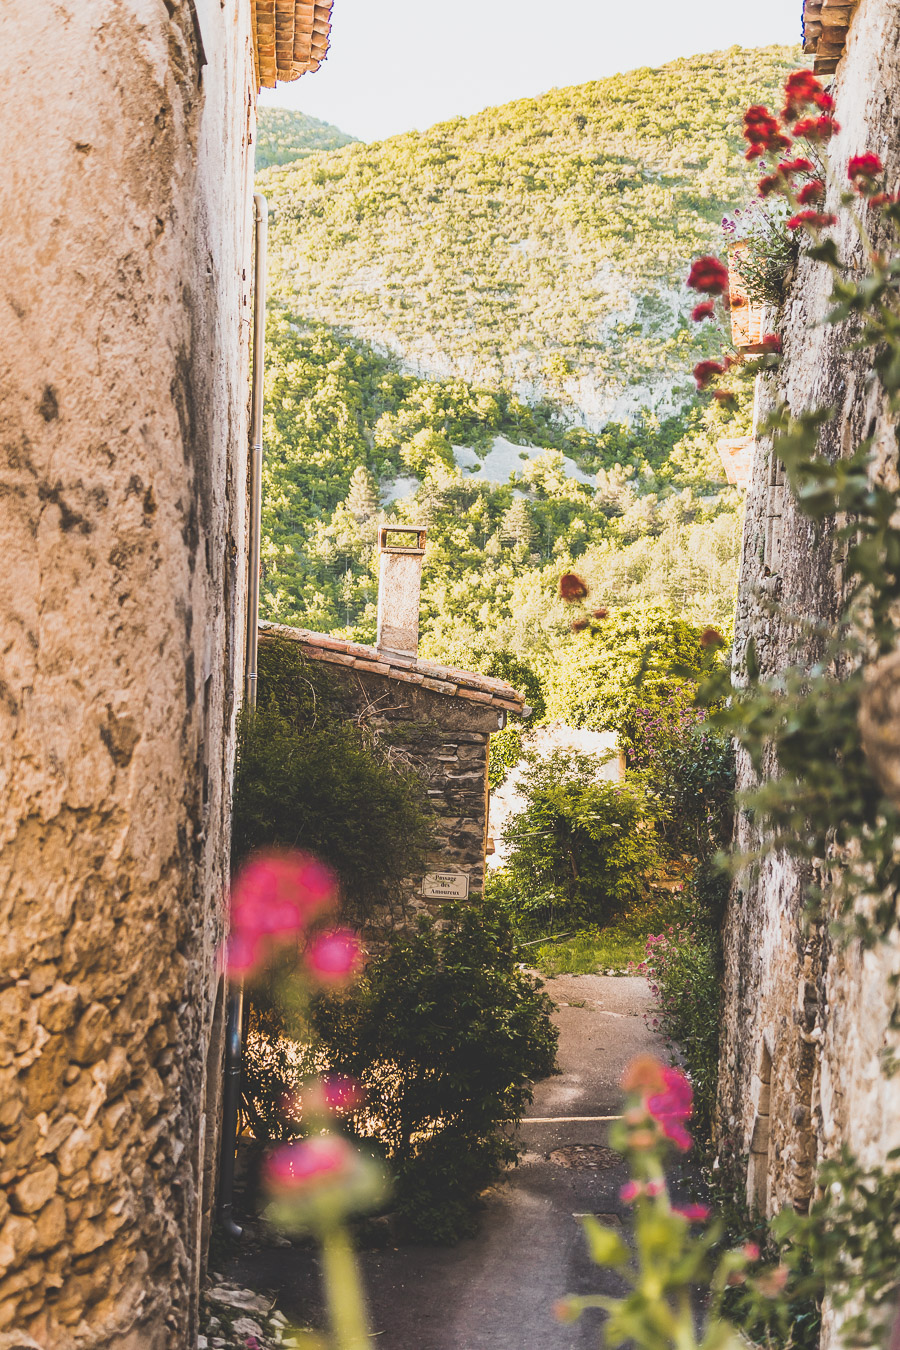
<box><xmin>226</xmin><ymin>974</ymin><xmax>667</xmax><ymax>1349</ymax></box>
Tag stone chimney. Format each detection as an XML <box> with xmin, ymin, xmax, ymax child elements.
<box><xmin>376</xmin><ymin>525</ymin><xmax>427</xmax><ymax>657</ymax></box>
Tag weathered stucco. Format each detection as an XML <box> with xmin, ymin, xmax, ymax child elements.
<box><xmin>720</xmin><ymin>3</ymin><xmax>900</xmax><ymax>1341</ymax></box>
<box><xmin>0</xmin><ymin>1</ymin><xmax>255</xmax><ymax>1344</ymax></box>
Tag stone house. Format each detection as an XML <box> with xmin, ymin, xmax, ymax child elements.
<box><xmin>259</xmin><ymin>526</ymin><xmax>528</xmax><ymax>910</ymax></box>
<box><xmin>719</xmin><ymin>2</ymin><xmax>900</xmax><ymax>1341</ymax></box>
<box><xmin>0</xmin><ymin>4</ymin><xmax>329</xmax><ymax>1346</ymax></box>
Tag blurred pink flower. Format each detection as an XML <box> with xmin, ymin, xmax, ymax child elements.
<box><xmin>264</xmin><ymin>1135</ymin><xmax>355</xmax><ymax>1193</ymax></box>
<box><xmin>227</xmin><ymin>851</ymin><xmax>338</xmax><ymax>975</ymax></box>
<box><xmin>306</xmin><ymin>928</ymin><xmax>363</xmax><ymax>985</ymax></box>
<box><xmin>647</xmin><ymin>1066</ymin><xmax>694</xmax><ymax>1151</ymax></box>
<box><xmin>743</xmin><ymin>1242</ymin><xmax>761</xmax><ymax>1261</ymax></box>
<box><xmin>674</xmin><ymin>1203</ymin><xmax>710</xmax><ymax>1222</ymax></box>
<box><xmin>620</xmin><ymin>1180</ymin><xmax>643</xmax><ymax>1202</ymax></box>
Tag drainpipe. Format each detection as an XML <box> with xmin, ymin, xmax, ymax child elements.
<box><xmin>218</xmin><ymin>192</ymin><xmax>267</xmax><ymax>1239</ymax></box>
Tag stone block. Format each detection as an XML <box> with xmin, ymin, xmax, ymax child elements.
<box><xmin>34</xmin><ymin>1197</ymin><xmax>66</xmax><ymax>1253</ymax></box>
<box><xmin>39</xmin><ymin>984</ymin><xmax>80</xmax><ymax>1035</ymax></box>
<box><xmin>12</xmin><ymin>1165</ymin><xmax>58</xmax><ymax>1216</ymax></box>
<box><xmin>72</xmin><ymin>1004</ymin><xmax>112</xmax><ymax>1065</ymax></box>
<box><xmin>22</xmin><ymin>1036</ymin><xmax>70</xmax><ymax>1117</ymax></box>
<box><xmin>56</xmin><ymin>1126</ymin><xmax>98</xmax><ymax>1179</ymax></box>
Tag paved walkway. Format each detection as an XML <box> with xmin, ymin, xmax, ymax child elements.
<box><xmin>228</xmin><ymin>974</ymin><xmax>667</xmax><ymax>1350</ymax></box>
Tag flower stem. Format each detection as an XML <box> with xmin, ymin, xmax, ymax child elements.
<box><xmin>320</xmin><ymin>1222</ymin><xmax>372</xmax><ymax>1350</ymax></box>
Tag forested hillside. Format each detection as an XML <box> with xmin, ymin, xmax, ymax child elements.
<box><xmin>257</xmin><ymin>47</ymin><xmax>797</xmax><ymax>712</ymax></box>
<box><xmin>260</xmin><ymin>47</ymin><xmax>796</xmax><ymax>421</ymax></box>
<box><xmin>256</xmin><ymin>108</ymin><xmax>356</xmax><ymax>170</ymax></box>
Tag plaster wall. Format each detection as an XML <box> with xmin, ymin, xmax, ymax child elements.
<box><xmin>720</xmin><ymin>3</ymin><xmax>900</xmax><ymax>1340</ymax></box>
<box><xmin>0</xmin><ymin>2</ymin><xmax>255</xmax><ymax>1344</ymax></box>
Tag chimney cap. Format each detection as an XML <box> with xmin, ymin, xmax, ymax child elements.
<box><xmin>378</xmin><ymin>525</ymin><xmax>427</xmax><ymax>555</ymax></box>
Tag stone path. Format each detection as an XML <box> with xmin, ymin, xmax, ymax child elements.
<box><xmin>227</xmin><ymin>974</ymin><xmax>667</xmax><ymax>1350</ymax></box>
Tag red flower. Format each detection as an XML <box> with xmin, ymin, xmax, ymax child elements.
<box><xmin>592</xmin><ymin>607</ymin><xmax>609</xmax><ymax>620</ymax></box>
<box><xmin>796</xmin><ymin>179</ymin><xmax>825</xmax><ymax>205</ymax></box>
<box><xmin>693</xmin><ymin>359</ymin><xmax>726</xmax><ymax>391</ymax></box>
<box><xmin>700</xmin><ymin>627</ymin><xmax>725</xmax><ymax>648</ymax></box>
<box><xmin>761</xmin><ymin>333</ymin><xmax>782</xmax><ymax>353</ymax></box>
<box><xmin>687</xmin><ymin>255</ymin><xmax>729</xmax><ymax>294</ymax></box>
<box><xmin>559</xmin><ymin>572</ymin><xmax>588</xmax><ymax>602</ymax></box>
<box><xmin>848</xmin><ymin>153</ymin><xmax>884</xmax><ymax>190</ymax></box>
<box><xmin>757</xmin><ymin>174</ymin><xmax>782</xmax><ymax>197</ymax></box>
<box><xmin>794</xmin><ymin>115</ymin><xmax>840</xmax><ymax>141</ymax></box>
<box><xmin>870</xmin><ymin>191</ymin><xmax>900</xmax><ymax>208</ymax></box>
<box><xmin>781</xmin><ymin>69</ymin><xmax>824</xmax><ymax>122</ymax></box>
<box><xmin>787</xmin><ymin>210</ymin><xmax>838</xmax><ymax>230</ymax></box>
<box><xmin>778</xmin><ymin>157</ymin><xmax>815</xmax><ymax>176</ymax></box>
<box><xmin>570</xmin><ymin>617</ymin><xmax>589</xmax><ymax>632</ymax></box>
<box><xmin>713</xmin><ymin>389</ymin><xmax>737</xmax><ymax>407</ymax></box>
<box><xmin>691</xmin><ymin>300</ymin><xmax>715</xmax><ymax>322</ymax></box>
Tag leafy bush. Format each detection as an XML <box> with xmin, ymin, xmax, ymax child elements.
<box><xmin>232</xmin><ymin>637</ymin><xmax>434</xmax><ymax>920</ymax></box>
<box><xmin>311</xmin><ymin>901</ymin><xmax>558</xmax><ymax>1242</ymax></box>
<box><xmin>492</xmin><ymin>750</ymin><xmax>663</xmax><ymax>935</ymax></box>
<box><xmin>545</xmin><ymin>606</ymin><xmax>708</xmax><ymax>741</ymax></box>
<box><xmin>627</xmin><ymin>696</ymin><xmax>735</xmax><ymax>862</ymax></box>
<box><xmin>638</xmin><ymin>916</ymin><xmax>721</xmax><ymax>1140</ymax></box>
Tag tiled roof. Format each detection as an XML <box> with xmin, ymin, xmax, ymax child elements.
<box><xmin>259</xmin><ymin>623</ymin><xmax>528</xmax><ymax>714</ymax></box>
<box><xmin>252</xmin><ymin>0</ymin><xmax>333</xmax><ymax>89</ymax></box>
<box><xmin>801</xmin><ymin>0</ymin><xmax>859</xmax><ymax>74</ymax></box>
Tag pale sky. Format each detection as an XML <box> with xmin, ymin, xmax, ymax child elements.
<box><xmin>260</xmin><ymin>0</ymin><xmax>801</xmax><ymax>142</ymax></box>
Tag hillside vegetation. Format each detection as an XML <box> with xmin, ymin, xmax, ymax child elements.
<box><xmin>258</xmin><ymin>47</ymin><xmax>796</xmax><ymax>718</ymax></box>
<box><xmin>256</xmin><ymin>107</ymin><xmax>356</xmax><ymax>171</ymax></box>
<box><xmin>260</xmin><ymin>46</ymin><xmax>797</xmax><ymax>424</ymax></box>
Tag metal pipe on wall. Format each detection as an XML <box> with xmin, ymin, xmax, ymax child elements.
<box><xmin>218</xmin><ymin>192</ymin><xmax>267</xmax><ymax>1238</ymax></box>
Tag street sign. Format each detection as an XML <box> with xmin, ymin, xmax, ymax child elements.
<box><xmin>421</xmin><ymin>870</ymin><xmax>470</xmax><ymax>900</ymax></box>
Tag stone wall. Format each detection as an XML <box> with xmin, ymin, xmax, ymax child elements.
<box><xmin>0</xmin><ymin>2</ymin><xmax>256</xmax><ymax>1345</ymax></box>
<box><xmin>720</xmin><ymin>3</ymin><xmax>900</xmax><ymax>1339</ymax></box>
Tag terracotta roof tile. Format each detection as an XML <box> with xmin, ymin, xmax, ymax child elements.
<box><xmin>801</xmin><ymin>0</ymin><xmax>860</xmax><ymax>74</ymax></box>
<box><xmin>259</xmin><ymin>623</ymin><xmax>527</xmax><ymax>713</ymax></box>
<box><xmin>254</xmin><ymin>0</ymin><xmax>332</xmax><ymax>88</ymax></box>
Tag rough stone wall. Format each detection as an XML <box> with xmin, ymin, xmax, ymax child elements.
<box><xmin>0</xmin><ymin>2</ymin><xmax>256</xmax><ymax>1345</ymax></box>
<box><xmin>719</xmin><ymin>0</ymin><xmax>900</xmax><ymax>1326</ymax></box>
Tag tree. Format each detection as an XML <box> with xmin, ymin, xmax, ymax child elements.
<box><xmin>345</xmin><ymin>465</ymin><xmax>378</xmax><ymax>521</ymax></box>
<box><xmin>500</xmin><ymin>496</ymin><xmax>536</xmax><ymax>547</ymax></box>
<box><xmin>498</xmin><ymin>751</ymin><xmax>662</xmax><ymax>933</ymax></box>
<box><xmin>545</xmin><ymin>605</ymin><xmax>708</xmax><ymax>741</ymax></box>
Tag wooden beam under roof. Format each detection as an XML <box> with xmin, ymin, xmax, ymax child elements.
<box><xmin>253</xmin><ymin>0</ymin><xmax>332</xmax><ymax>88</ymax></box>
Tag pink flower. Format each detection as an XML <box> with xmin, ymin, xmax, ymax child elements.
<box><xmin>674</xmin><ymin>1203</ymin><xmax>710</xmax><ymax>1222</ymax></box>
<box><xmin>263</xmin><ymin>1135</ymin><xmax>355</xmax><ymax>1193</ymax></box>
<box><xmin>620</xmin><ymin>1180</ymin><xmax>643</xmax><ymax>1202</ymax></box>
<box><xmin>647</xmin><ymin>1066</ymin><xmax>694</xmax><ymax>1151</ymax></box>
<box><xmin>645</xmin><ymin>1178</ymin><xmax>664</xmax><ymax>1197</ymax></box>
<box><xmin>226</xmin><ymin>930</ymin><xmax>263</xmax><ymax>975</ymax></box>
<box><xmin>743</xmin><ymin>1242</ymin><xmax>761</xmax><ymax>1261</ymax></box>
<box><xmin>230</xmin><ymin>852</ymin><xmax>337</xmax><ymax>947</ymax></box>
<box><xmin>305</xmin><ymin>928</ymin><xmax>363</xmax><ymax>985</ymax></box>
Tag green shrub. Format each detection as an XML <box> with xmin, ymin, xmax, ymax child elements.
<box><xmin>638</xmin><ymin>915</ymin><xmax>721</xmax><ymax>1141</ymax></box>
<box><xmin>627</xmin><ymin>696</ymin><xmax>735</xmax><ymax>862</ymax></box>
<box><xmin>232</xmin><ymin>637</ymin><xmax>433</xmax><ymax>919</ymax></box>
<box><xmin>493</xmin><ymin>750</ymin><xmax>663</xmax><ymax>936</ymax></box>
<box><xmin>311</xmin><ymin>901</ymin><xmax>558</xmax><ymax>1242</ymax></box>
<box><xmin>544</xmin><ymin>606</ymin><xmax>708</xmax><ymax>740</ymax></box>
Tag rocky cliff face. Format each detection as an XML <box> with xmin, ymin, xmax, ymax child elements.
<box><xmin>0</xmin><ymin>2</ymin><xmax>255</xmax><ymax>1343</ymax></box>
<box><xmin>720</xmin><ymin>3</ymin><xmax>900</xmax><ymax>1342</ymax></box>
